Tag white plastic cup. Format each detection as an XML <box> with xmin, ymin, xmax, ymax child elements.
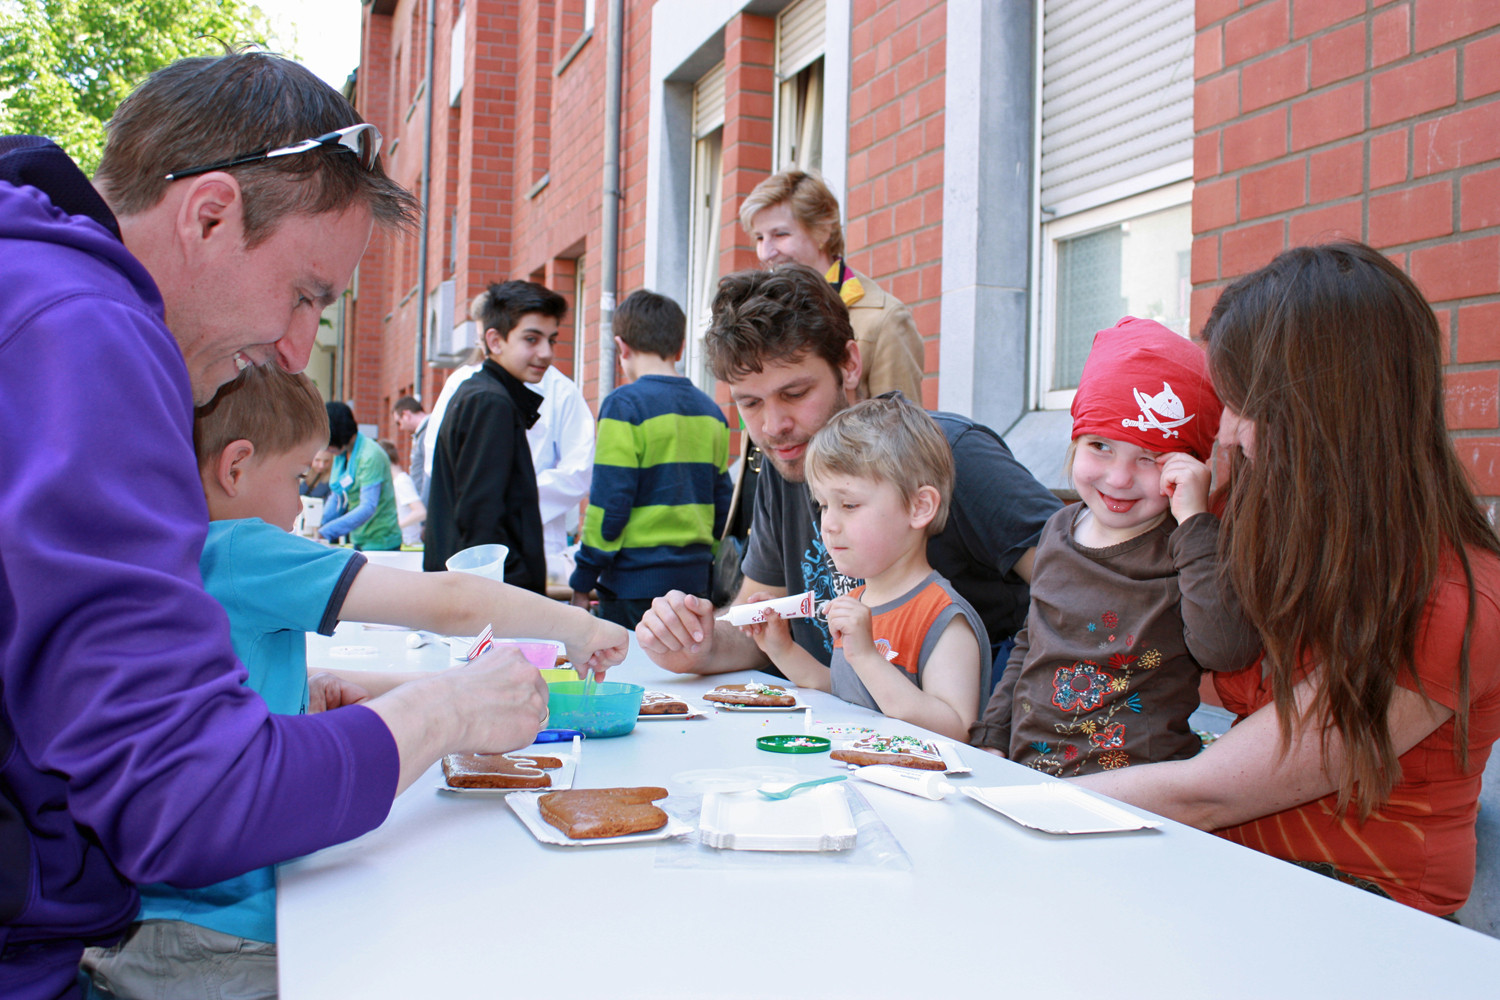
<box><xmin>445</xmin><ymin>543</ymin><xmax>509</xmax><ymax>582</ymax></box>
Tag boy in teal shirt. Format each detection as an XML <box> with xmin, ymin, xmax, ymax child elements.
<box><xmin>83</xmin><ymin>364</ymin><xmax>627</xmax><ymax>1000</ymax></box>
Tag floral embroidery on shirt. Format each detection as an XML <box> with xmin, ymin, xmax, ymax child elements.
<box><xmin>1051</xmin><ymin>662</ymin><xmax>1111</xmax><ymax>712</ymax></box>
<box><xmin>1090</xmin><ymin>722</ymin><xmax>1126</xmax><ymax>749</ymax></box>
<box><xmin>1023</xmin><ymin>610</ymin><xmax>1164</xmax><ymax>776</ymax></box>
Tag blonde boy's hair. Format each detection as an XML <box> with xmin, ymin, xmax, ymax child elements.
<box><xmin>194</xmin><ymin>364</ymin><xmax>329</xmax><ymax>471</ymax></box>
<box><xmin>805</xmin><ymin>394</ymin><xmax>954</xmax><ymax>536</ymax></box>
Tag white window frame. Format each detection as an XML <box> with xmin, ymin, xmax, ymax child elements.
<box><xmin>775</xmin><ymin>59</ymin><xmax>824</xmax><ymax>173</ymax></box>
<box><xmin>1036</xmin><ymin>178</ymin><xmax>1193</xmax><ymax>411</ymax></box>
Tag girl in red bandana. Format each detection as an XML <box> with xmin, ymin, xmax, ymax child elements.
<box><xmin>970</xmin><ymin>317</ymin><xmax>1261</xmax><ymax>775</ymax></box>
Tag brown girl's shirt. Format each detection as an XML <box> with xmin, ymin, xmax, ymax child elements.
<box><xmin>970</xmin><ymin>505</ymin><xmax>1260</xmax><ymax>776</ymax></box>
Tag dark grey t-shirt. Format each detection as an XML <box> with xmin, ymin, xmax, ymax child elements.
<box><xmin>741</xmin><ymin>410</ymin><xmax>1061</xmax><ymax>665</ymax></box>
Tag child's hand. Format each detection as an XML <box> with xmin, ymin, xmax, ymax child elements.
<box><xmin>741</xmin><ymin>590</ymin><xmax>796</xmax><ymax>659</ymax></box>
<box><xmin>1157</xmin><ymin>452</ymin><xmax>1211</xmax><ymax>522</ymax></box>
<box><xmin>307</xmin><ymin>671</ymin><xmax>371</xmax><ymax>713</ymax></box>
<box><xmin>568</xmin><ymin>614</ymin><xmax>629</xmax><ymax>681</ymax></box>
<box><xmin>826</xmin><ymin>595</ymin><xmax>876</xmax><ymax>660</ymax></box>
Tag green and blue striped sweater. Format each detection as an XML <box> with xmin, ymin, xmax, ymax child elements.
<box><xmin>569</xmin><ymin>374</ymin><xmax>732</xmax><ymax>599</ymax></box>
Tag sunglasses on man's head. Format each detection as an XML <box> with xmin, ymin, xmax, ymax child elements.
<box><xmin>164</xmin><ymin>123</ymin><xmax>382</xmax><ymax>181</ymax></box>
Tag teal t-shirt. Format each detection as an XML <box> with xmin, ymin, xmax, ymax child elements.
<box><xmin>134</xmin><ymin>518</ymin><xmax>364</xmax><ymax>943</ymax></box>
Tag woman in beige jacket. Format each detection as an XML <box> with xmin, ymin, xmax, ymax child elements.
<box><xmin>741</xmin><ymin>169</ymin><xmax>924</xmax><ymax>403</ymax></box>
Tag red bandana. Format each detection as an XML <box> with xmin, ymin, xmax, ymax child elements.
<box><xmin>1070</xmin><ymin>317</ymin><xmax>1222</xmax><ymax>461</ymax></box>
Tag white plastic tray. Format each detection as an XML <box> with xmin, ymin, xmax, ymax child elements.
<box><xmin>506</xmin><ymin>791</ymin><xmax>692</xmax><ymax>846</ymax></box>
<box><xmin>699</xmin><ymin>784</ymin><xmax>857</xmax><ymax>852</ymax></box>
<box><xmin>961</xmin><ymin>783</ymin><xmax>1161</xmax><ymax>834</ymax></box>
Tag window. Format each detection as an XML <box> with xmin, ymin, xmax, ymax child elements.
<box><xmin>1039</xmin><ymin>182</ymin><xmax>1192</xmax><ymax>409</ymax></box>
<box><xmin>775</xmin><ymin>0</ymin><xmax>825</xmax><ymax>172</ymax></box>
<box><xmin>685</xmin><ymin>61</ymin><xmax>726</xmax><ymax>389</ymax></box>
<box><xmin>1034</xmin><ymin>0</ymin><xmax>1194</xmax><ymax>410</ymax></box>
<box><xmin>778</xmin><ymin>60</ymin><xmax>823</xmax><ymax>173</ymax></box>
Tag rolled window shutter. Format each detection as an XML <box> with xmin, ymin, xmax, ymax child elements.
<box><xmin>778</xmin><ymin>0</ymin><xmax>826</xmax><ymax>79</ymax></box>
<box><xmin>694</xmin><ymin>61</ymin><xmax>726</xmax><ymax>138</ymax></box>
<box><xmin>1040</xmin><ymin>0</ymin><xmax>1194</xmax><ymax>209</ymax></box>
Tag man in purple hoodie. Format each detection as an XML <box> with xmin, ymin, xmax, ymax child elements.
<box><xmin>0</xmin><ymin>54</ymin><xmax>612</xmax><ymax>999</ymax></box>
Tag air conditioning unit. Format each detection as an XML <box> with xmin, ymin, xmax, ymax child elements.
<box><xmin>425</xmin><ymin>280</ymin><xmax>473</xmax><ymax>366</ymax></box>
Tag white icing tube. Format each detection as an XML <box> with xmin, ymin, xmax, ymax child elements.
<box><xmin>850</xmin><ymin>765</ymin><xmax>956</xmax><ymax>800</ymax></box>
<box><xmin>716</xmin><ymin>590</ymin><xmax>816</xmax><ymax>627</ymax></box>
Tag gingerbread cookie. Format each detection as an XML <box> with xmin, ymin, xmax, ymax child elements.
<box><xmin>442</xmin><ymin>753</ymin><xmax>563</xmax><ymax>789</ymax></box>
<box><xmin>538</xmin><ymin>786</ymin><xmax>669</xmax><ymax>839</ymax></box>
<box><xmin>831</xmin><ymin>734</ymin><xmax>947</xmax><ymax>771</ymax></box>
<box><xmin>701</xmin><ymin>682</ymin><xmax>796</xmax><ymax>707</ymax></box>
<box><xmin>639</xmin><ymin>691</ymin><xmax>690</xmax><ymax>715</ymax></box>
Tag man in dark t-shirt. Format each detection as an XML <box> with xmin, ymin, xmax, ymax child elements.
<box><xmin>637</xmin><ymin>264</ymin><xmax>1059</xmax><ymax>676</ymax></box>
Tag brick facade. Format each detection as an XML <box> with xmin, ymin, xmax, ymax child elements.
<box><xmin>1193</xmin><ymin>0</ymin><xmax>1500</xmax><ymax>510</ymax></box>
<box><xmin>848</xmin><ymin>0</ymin><xmax>946</xmax><ymax>408</ymax></box>
<box><xmin>346</xmin><ymin>1</ymin><xmax>1500</xmax><ymax>509</ymax></box>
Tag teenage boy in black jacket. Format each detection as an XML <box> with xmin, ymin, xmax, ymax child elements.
<box><xmin>424</xmin><ymin>280</ymin><xmax>567</xmax><ymax>593</ymax></box>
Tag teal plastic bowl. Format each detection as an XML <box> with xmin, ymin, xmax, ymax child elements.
<box><xmin>547</xmin><ymin>681</ymin><xmax>644</xmax><ymax>738</ymax></box>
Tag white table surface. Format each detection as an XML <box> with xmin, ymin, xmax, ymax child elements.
<box><xmin>283</xmin><ymin>624</ymin><xmax>1500</xmax><ymax>999</ymax></box>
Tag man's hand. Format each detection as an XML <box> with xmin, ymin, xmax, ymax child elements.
<box><xmin>440</xmin><ymin>647</ymin><xmax>552</xmax><ymax>753</ymax></box>
<box><xmin>741</xmin><ymin>590</ymin><xmax>796</xmax><ymax>661</ymax></box>
<box><xmin>636</xmin><ymin>590</ymin><xmax>717</xmax><ymax>673</ymax></box>
<box><xmin>307</xmin><ymin>671</ymin><xmax>371</xmax><ymax>713</ymax></box>
<box><xmin>364</xmin><ymin>646</ymin><xmax>552</xmax><ymax>794</ymax></box>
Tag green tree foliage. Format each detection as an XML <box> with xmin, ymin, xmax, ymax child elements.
<box><xmin>0</xmin><ymin>0</ymin><xmax>282</xmax><ymax>174</ymax></box>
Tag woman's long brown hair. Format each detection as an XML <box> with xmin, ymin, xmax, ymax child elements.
<box><xmin>1204</xmin><ymin>242</ymin><xmax>1499</xmax><ymax>817</ymax></box>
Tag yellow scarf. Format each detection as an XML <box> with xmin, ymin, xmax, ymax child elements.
<box><xmin>825</xmin><ymin>259</ymin><xmax>864</xmax><ymax>307</ymax></box>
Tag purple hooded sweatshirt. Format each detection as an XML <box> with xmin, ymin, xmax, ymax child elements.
<box><xmin>0</xmin><ymin>137</ymin><xmax>398</xmax><ymax>1000</ymax></box>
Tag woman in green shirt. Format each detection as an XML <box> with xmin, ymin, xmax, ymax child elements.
<box><xmin>320</xmin><ymin>402</ymin><xmax>401</xmax><ymax>550</ymax></box>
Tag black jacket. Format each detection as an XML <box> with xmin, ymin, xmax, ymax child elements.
<box><xmin>423</xmin><ymin>360</ymin><xmax>547</xmax><ymax>592</ymax></box>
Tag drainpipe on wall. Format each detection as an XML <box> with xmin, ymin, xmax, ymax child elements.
<box><xmin>598</xmin><ymin>0</ymin><xmax>624</xmax><ymax>398</ymax></box>
<box><xmin>415</xmin><ymin>0</ymin><xmax>438</xmax><ymax>399</ymax></box>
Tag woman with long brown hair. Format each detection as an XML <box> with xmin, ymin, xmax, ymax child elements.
<box><xmin>1075</xmin><ymin>241</ymin><xmax>1500</xmax><ymax>916</ymax></box>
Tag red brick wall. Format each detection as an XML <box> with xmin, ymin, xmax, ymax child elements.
<box><xmin>847</xmin><ymin>0</ymin><xmax>946</xmax><ymax>408</ymax></box>
<box><xmin>718</xmin><ymin>14</ymin><xmax>777</xmax><ymax>278</ymax></box>
<box><xmin>1193</xmin><ymin>0</ymin><xmax>1500</xmax><ymax>510</ymax></box>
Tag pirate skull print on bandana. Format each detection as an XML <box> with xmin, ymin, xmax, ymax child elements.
<box><xmin>1069</xmin><ymin>316</ymin><xmax>1223</xmax><ymax>462</ymax></box>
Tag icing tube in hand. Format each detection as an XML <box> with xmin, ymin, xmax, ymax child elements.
<box><xmin>850</xmin><ymin>765</ymin><xmax>956</xmax><ymax>800</ymax></box>
<box><xmin>716</xmin><ymin>591</ymin><xmax>816</xmax><ymax>627</ymax></box>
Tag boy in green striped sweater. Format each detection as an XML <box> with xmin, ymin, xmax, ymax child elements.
<box><xmin>570</xmin><ymin>291</ymin><xmax>733</xmax><ymax>628</ymax></box>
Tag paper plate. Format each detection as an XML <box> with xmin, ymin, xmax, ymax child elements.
<box><xmin>961</xmin><ymin>783</ymin><xmax>1161</xmax><ymax>835</ymax></box>
<box><xmin>506</xmin><ymin>792</ymin><xmax>692</xmax><ymax>846</ymax></box>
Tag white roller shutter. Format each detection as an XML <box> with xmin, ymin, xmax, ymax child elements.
<box><xmin>1040</xmin><ymin>0</ymin><xmax>1194</xmax><ymax>209</ymax></box>
<box><xmin>778</xmin><ymin>0</ymin><xmax>825</xmax><ymax>79</ymax></box>
<box><xmin>694</xmin><ymin>61</ymin><xmax>727</xmax><ymax>138</ymax></box>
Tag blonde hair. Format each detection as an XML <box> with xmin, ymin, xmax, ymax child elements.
<box><xmin>805</xmin><ymin>395</ymin><xmax>953</xmax><ymax>536</ymax></box>
<box><xmin>739</xmin><ymin>169</ymin><xmax>845</xmax><ymax>260</ymax></box>
<box><xmin>194</xmin><ymin>364</ymin><xmax>328</xmax><ymax>471</ymax></box>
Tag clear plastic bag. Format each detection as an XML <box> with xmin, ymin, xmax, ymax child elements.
<box><xmin>653</xmin><ymin>783</ymin><xmax>912</xmax><ymax>872</ymax></box>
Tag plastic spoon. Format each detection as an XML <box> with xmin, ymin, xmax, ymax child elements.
<box><xmin>756</xmin><ymin>774</ymin><xmax>848</xmax><ymax>800</ymax></box>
